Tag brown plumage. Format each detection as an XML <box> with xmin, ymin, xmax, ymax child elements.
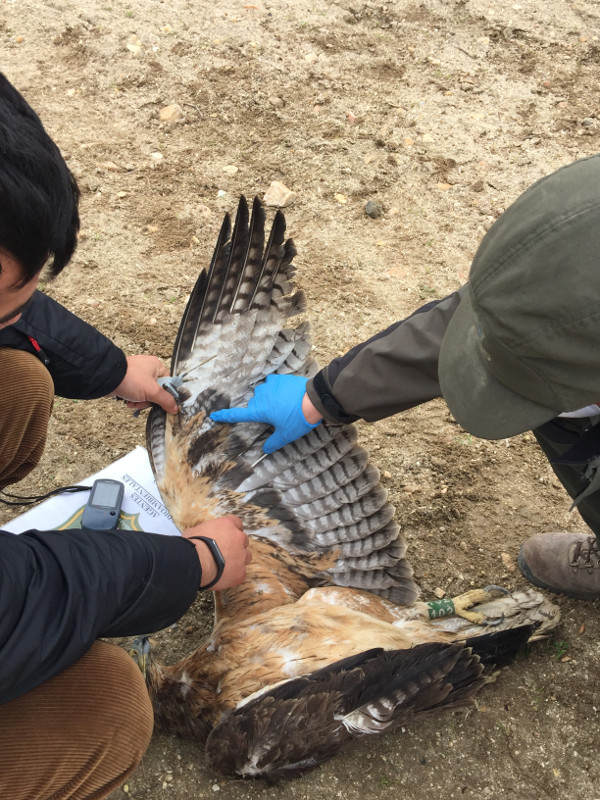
<box><xmin>139</xmin><ymin>197</ymin><xmax>561</xmax><ymax>779</ymax></box>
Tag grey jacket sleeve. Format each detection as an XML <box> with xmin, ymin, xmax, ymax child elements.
<box><xmin>306</xmin><ymin>286</ymin><xmax>466</xmax><ymax>424</ymax></box>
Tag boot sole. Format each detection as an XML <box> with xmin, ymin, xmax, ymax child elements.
<box><xmin>518</xmin><ymin>549</ymin><xmax>600</xmax><ymax>601</ymax></box>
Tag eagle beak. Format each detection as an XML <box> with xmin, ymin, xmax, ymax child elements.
<box><xmin>130</xmin><ymin>635</ymin><xmax>153</xmax><ymax>678</ymax></box>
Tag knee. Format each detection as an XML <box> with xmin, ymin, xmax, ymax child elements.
<box><xmin>0</xmin><ymin>347</ymin><xmax>54</xmax><ymax>412</ymax></box>
<box><xmin>84</xmin><ymin>641</ymin><xmax>155</xmax><ymax>766</ymax></box>
<box><xmin>50</xmin><ymin>641</ymin><xmax>154</xmax><ymax>785</ymax></box>
<box><xmin>0</xmin><ymin>348</ymin><xmax>54</xmax><ymax>487</ymax></box>
<box><xmin>64</xmin><ymin>641</ymin><xmax>155</xmax><ymax>796</ymax></box>
<box><xmin>0</xmin><ymin>641</ymin><xmax>154</xmax><ymax>800</ymax></box>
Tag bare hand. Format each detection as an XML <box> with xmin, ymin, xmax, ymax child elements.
<box><xmin>182</xmin><ymin>515</ymin><xmax>252</xmax><ymax>591</ymax></box>
<box><xmin>109</xmin><ymin>354</ymin><xmax>178</xmax><ymax>414</ymax></box>
<box><xmin>302</xmin><ymin>392</ymin><xmax>323</xmax><ymax>425</ymax></box>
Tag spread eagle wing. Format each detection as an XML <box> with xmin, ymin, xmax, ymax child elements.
<box><xmin>146</xmin><ymin>195</ymin><xmax>419</xmax><ymax>616</ymax></box>
<box><xmin>140</xmin><ymin>197</ymin><xmax>561</xmax><ymax>779</ymax></box>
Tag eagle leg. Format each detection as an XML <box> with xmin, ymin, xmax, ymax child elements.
<box><xmin>447</xmin><ymin>586</ymin><xmax>509</xmax><ymax>624</ymax></box>
<box><xmin>129</xmin><ymin>635</ymin><xmax>153</xmax><ymax>678</ymax></box>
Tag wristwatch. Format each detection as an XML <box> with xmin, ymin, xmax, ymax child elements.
<box><xmin>188</xmin><ymin>535</ymin><xmax>226</xmax><ymax>589</ymax></box>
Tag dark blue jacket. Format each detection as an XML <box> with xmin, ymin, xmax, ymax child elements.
<box><xmin>0</xmin><ymin>290</ymin><xmax>128</xmax><ymax>398</ymax></box>
<box><xmin>0</xmin><ymin>291</ymin><xmax>201</xmax><ymax>705</ymax></box>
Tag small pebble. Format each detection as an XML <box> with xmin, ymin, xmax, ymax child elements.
<box><xmin>263</xmin><ymin>181</ymin><xmax>297</xmax><ymax>207</ymax></box>
<box><xmin>97</xmin><ymin>161</ymin><xmax>119</xmax><ymax>171</ymax></box>
<box><xmin>126</xmin><ymin>35</ymin><xmax>142</xmax><ymax>56</ymax></box>
<box><xmin>501</xmin><ymin>552</ymin><xmax>516</xmax><ymax>572</ymax></box>
<box><xmin>222</xmin><ymin>165</ymin><xmax>239</xmax><ymax>176</ymax></box>
<box><xmin>159</xmin><ymin>104</ymin><xmax>184</xmax><ymax>124</ymax></box>
<box><xmin>365</xmin><ymin>200</ymin><xmax>383</xmax><ymax>218</ymax></box>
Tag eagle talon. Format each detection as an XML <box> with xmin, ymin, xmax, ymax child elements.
<box><xmin>483</xmin><ymin>584</ymin><xmax>512</xmax><ymax>597</ymax></box>
<box><xmin>451</xmin><ymin>587</ymin><xmax>508</xmax><ymax>625</ymax></box>
<box><xmin>130</xmin><ymin>635</ymin><xmax>153</xmax><ymax>679</ymax></box>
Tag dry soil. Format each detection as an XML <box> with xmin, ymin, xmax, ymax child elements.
<box><xmin>2</xmin><ymin>1</ymin><xmax>600</xmax><ymax>799</ymax></box>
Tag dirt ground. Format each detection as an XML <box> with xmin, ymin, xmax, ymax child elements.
<box><xmin>2</xmin><ymin>0</ymin><xmax>600</xmax><ymax>797</ymax></box>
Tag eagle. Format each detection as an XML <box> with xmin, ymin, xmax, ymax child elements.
<box><xmin>136</xmin><ymin>196</ymin><xmax>560</xmax><ymax>779</ymax></box>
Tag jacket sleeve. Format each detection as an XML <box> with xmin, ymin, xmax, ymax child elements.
<box><xmin>0</xmin><ymin>528</ymin><xmax>201</xmax><ymax>705</ymax></box>
<box><xmin>306</xmin><ymin>286</ymin><xmax>466</xmax><ymax>424</ymax></box>
<box><xmin>0</xmin><ymin>290</ymin><xmax>127</xmax><ymax>399</ymax></box>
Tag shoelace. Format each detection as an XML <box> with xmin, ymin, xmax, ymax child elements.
<box><xmin>571</xmin><ymin>536</ymin><xmax>600</xmax><ymax>568</ymax></box>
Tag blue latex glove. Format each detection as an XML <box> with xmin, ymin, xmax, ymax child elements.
<box><xmin>210</xmin><ymin>374</ymin><xmax>321</xmax><ymax>454</ymax></box>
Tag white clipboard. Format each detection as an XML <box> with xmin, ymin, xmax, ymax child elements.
<box><xmin>2</xmin><ymin>446</ymin><xmax>180</xmax><ymax>536</ymax></box>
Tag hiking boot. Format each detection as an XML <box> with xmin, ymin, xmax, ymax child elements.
<box><xmin>518</xmin><ymin>532</ymin><xmax>600</xmax><ymax>600</ymax></box>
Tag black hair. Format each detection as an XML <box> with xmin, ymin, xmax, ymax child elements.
<box><xmin>0</xmin><ymin>72</ymin><xmax>80</xmax><ymax>285</ymax></box>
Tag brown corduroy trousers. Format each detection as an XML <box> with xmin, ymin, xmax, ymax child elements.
<box><xmin>0</xmin><ymin>347</ymin><xmax>154</xmax><ymax>800</ymax></box>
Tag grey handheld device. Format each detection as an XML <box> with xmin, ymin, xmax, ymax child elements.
<box><xmin>81</xmin><ymin>479</ymin><xmax>125</xmax><ymax>531</ymax></box>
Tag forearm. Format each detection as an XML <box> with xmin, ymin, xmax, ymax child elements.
<box><xmin>306</xmin><ymin>287</ymin><xmax>466</xmax><ymax>423</ymax></box>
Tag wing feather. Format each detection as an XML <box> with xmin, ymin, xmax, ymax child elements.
<box><xmin>146</xmin><ymin>195</ymin><xmax>418</xmax><ymax>605</ymax></box>
<box><xmin>204</xmin><ymin>640</ymin><xmax>489</xmax><ymax>778</ymax></box>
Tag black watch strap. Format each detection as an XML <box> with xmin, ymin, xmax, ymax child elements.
<box><xmin>188</xmin><ymin>536</ymin><xmax>226</xmax><ymax>589</ymax></box>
